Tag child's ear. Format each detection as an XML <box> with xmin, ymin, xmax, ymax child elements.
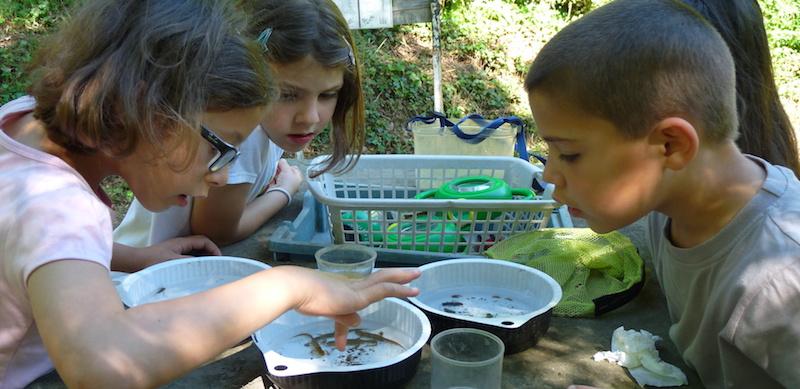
<box><xmin>648</xmin><ymin>117</ymin><xmax>699</xmax><ymax>170</ymax></box>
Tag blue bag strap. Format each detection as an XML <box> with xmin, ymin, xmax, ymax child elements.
<box><xmin>515</xmin><ymin>131</ymin><xmax>530</xmax><ymax>162</ymax></box>
<box><xmin>531</xmin><ymin>152</ymin><xmax>549</xmax><ymax>191</ymax></box>
<box><xmin>512</xmin><ymin>126</ymin><xmax>548</xmax><ymax>191</ymax></box>
<box><xmin>407</xmin><ymin>112</ymin><xmax>532</xmax><ymax>161</ymax></box>
<box><xmin>450</xmin><ymin>114</ymin><xmax>524</xmax><ymax>145</ymax></box>
<box><xmin>406</xmin><ymin>111</ymin><xmax>550</xmax><ymax>192</ymax></box>
<box><xmin>511</xmin><ymin>128</ymin><xmax>549</xmax><ymax>191</ymax></box>
<box><xmin>404</xmin><ymin>111</ymin><xmax>454</xmax><ymax>133</ymax></box>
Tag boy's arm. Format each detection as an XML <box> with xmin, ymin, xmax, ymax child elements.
<box><xmin>191</xmin><ymin>159</ymin><xmax>302</xmax><ymax>247</ymax></box>
<box><xmin>27</xmin><ymin>258</ymin><xmax>420</xmax><ymax>389</ymax></box>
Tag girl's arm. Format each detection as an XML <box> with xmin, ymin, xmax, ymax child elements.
<box><xmin>190</xmin><ymin>182</ymin><xmax>252</xmax><ymax>246</ymax></box>
<box><xmin>191</xmin><ymin>159</ymin><xmax>302</xmax><ymax>246</ymax></box>
<box><xmin>28</xmin><ymin>259</ymin><xmax>420</xmax><ymax>389</ymax></box>
<box><xmin>111</xmin><ymin>238</ymin><xmax>221</xmax><ymax>272</ymax></box>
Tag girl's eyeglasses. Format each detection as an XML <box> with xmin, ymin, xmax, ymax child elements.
<box><xmin>200</xmin><ymin>125</ymin><xmax>241</xmax><ymax>172</ymax></box>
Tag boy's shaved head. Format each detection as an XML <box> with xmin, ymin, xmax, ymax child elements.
<box><xmin>525</xmin><ymin>0</ymin><xmax>737</xmax><ymax>145</ymax></box>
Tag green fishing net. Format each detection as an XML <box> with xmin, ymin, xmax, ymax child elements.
<box><xmin>485</xmin><ymin>228</ymin><xmax>645</xmax><ymax>317</ymax></box>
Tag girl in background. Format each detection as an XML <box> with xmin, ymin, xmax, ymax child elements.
<box><xmin>0</xmin><ymin>0</ymin><xmax>418</xmax><ymax>387</ymax></box>
<box><xmin>114</xmin><ymin>0</ymin><xmax>367</xmax><ymax>247</ymax></box>
<box><xmin>681</xmin><ymin>0</ymin><xmax>800</xmax><ymax>177</ymax></box>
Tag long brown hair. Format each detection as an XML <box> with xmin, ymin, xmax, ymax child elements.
<box><xmin>239</xmin><ymin>0</ymin><xmax>366</xmax><ymax>177</ymax></box>
<box><xmin>680</xmin><ymin>0</ymin><xmax>800</xmax><ymax>177</ymax></box>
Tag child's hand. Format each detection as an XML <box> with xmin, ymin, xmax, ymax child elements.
<box><xmin>287</xmin><ymin>267</ymin><xmax>421</xmax><ymax>351</ymax></box>
<box><xmin>137</xmin><ymin>236</ymin><xmax>221</xmax><ymax>269</ymax></box>
<box><xmin>112</xmin><ymin>236</ymin><xmax>222</xmax><ymax>272</ymax></box>
<box><xmin>269</xmin><ymin>158</ymin><xmax>302</xmax><ymax>195</ymax></box>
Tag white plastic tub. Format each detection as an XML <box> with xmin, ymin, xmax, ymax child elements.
<box><xmin>117</xmin><ymin>256</ymin><xmax>270</xmax><ymax>307</ymax></box>
<box><xmin>407</xmin><ymin>258</ymin><xmax>562</xmax><ymax>354</ymax></box>
<box><xmin>253</xmin><ymin>297</ymin><xmax>431</xmax><ymax>389</ymax></box>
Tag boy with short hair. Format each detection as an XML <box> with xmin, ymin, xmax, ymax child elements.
<box><xmin>525</xmin><ymin>0</ymin><xmax>800</xmax><ymax>387</ymax></box>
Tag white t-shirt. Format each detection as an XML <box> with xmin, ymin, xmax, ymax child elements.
<box><xmin>0</xmin><ymin>96</ymin><xmax>113</xmax><ymax>388</ymax></box>
<box><xmin>646</xmin><ymin>156</ymin><xmax>800</xmax><ymax>388</ymax></box>
<box><xmin>113</xmin><ymin>126</ymin><xmax>284</xmax><ymax>247</ymax></box>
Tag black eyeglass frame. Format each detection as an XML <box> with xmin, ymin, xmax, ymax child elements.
<box><xmin>200</xmin><ymin>124</ymin><xmax>241</xmax><ymax>172</ymax></box>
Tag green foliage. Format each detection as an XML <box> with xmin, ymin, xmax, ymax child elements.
<box><xmin>364</xmin><ymin>56</ymin><xmax>430</xmax><ymax>107</ymax></box>
<box><xmin>760</xmin><ymin>0</ymin><xmax>800</xmax><ymax>51</ymax></box>
<box><xmin>355</xmin><ymin>27</ymin><xmax>430</xmax><ymax>153</ymax></box>
<box><xmin>0</xmin><ymin>0</ymin><xmax>72</xmax><ymax>29</ymax></box>
<box><xmin>0</xmin><ymin>39</ymin><xmax>35</xmax><ymax>102</ymax></box>
<box><xmin>101</xmin><ymin>176</ymin><xmax>133</xmax><ymax>208</ymax></box>
<box><xmin>1</xmin><ymin>0</ymin><xmax>73</xmax><ymax>102</ymax></box>
<box><xmin>445</xmin><ymin>71</ymin><xmax>512</xmax><ymax>117</ymax></box>
<box><xmin>758</xmin><ymin>0</ymin><xmax>800</xmax><ymax>126</ymax></box>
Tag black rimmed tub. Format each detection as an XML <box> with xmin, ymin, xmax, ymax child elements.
<box><xmin>252</xmin><ymin>297</ymin><xmax>431</xmax><ymax>389</ymax></box>
<box><xmin>407</xmin><ymin>258</ymin><xmax>562</xmax><ymax>355</ymax></box>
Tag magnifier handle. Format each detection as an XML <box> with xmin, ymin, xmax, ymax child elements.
<box><xmin>511</xmin><ymin>188</ymin><xmax>536</xmax><ymax>200</ymax></box>
<box><xmin>414</xmin><ymin>189</ymin><xmax>438</xmax><ymax>199</ymax></box>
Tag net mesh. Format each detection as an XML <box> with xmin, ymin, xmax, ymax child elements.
<box><xmin>485</xmin><ymin>228</ymin><xmax>644</xmax><ymax>317</ymax></box>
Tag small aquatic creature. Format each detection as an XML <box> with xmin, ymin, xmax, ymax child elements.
<box><xmin>353</xmin><ymin>329</ymin><xmax>404</xmax><ymax>349</ymax></box>
<box><xmin>296</xmin><ymin>333</ymin><xmax>325</xmax><ymax>356</ymax></box>
<box><xmin>310</xmin><ymin>329</ymin><xmax>405</xmax><ymax>351</ymax></box>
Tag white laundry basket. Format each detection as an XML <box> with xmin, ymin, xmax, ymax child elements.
<box><xmin>306</xmin><ymin>155</ymin><xmax>560</xmax><ymax>255</ymax></box>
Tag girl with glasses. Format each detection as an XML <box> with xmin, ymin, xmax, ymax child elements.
<box><xmin>114</xmin><ymin>0</ymin><xmax>367</xmax><ymax>248</ymax></box>
<box><xmin>0</xmin><ymin>0</ymin><xmax>419</xmax><ymax>387</ymax></box>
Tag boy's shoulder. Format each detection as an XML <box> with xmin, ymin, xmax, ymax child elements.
<box><xmin>753</xmin><ymin>158</ymin><xmax>800</xmax><ymax>243</ymax></box>
<box><xmin>737</xmin><ymin>157</ymin><xmax>800</xmax><ymax>258</ymax></box>
<box><xmin>762</xmin><ymin>158</ymin><xmax>800</xmax><ymax>205</ymax></box>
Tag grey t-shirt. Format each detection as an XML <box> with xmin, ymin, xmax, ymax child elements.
<box><xmin>646</xmin><ymin>156</ymin><xmax>800</xmax><ymax>389</ymax></box>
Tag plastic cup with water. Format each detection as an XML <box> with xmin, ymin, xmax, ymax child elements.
<box><xmin>314</xmin><ymin>244</ymin><xmax>377</xmax><ymax>279</ymax></box>
<box><xmin>430</xmin><ymin>328</ymin><xmax>504</xmax><ymax>389</ymax></box>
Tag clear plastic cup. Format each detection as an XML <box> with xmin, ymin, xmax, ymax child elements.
<box><xmin>430</xmin><ymin>328</ymin><xmax>504</xmax><ymax>389</ymax></box>
<box><xmin>314</xmin><ymin>244</ymin><xmax>377</xmax><ymax>279</ymax></box>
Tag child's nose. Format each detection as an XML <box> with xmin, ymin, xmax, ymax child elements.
<box><xmin>541</xmin><ymin>162</ymin><xmax>564</xmax><ymax>188</ymax></box>
<box><xmin>297</xmin><ymin>101</ymin><xmax>320</xmax><ymax>125</ymax></box>
<box><xmin>207</xmin><ymin>167</ymin><xmax>229</xmax><ymax>187</ymax></box>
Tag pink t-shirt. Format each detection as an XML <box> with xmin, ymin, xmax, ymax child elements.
<box><xmin>0</xmin><ymin>97</ymin><xmax>113</xmax><ymax>388</ymax></box>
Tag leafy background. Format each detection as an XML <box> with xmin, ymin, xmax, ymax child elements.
<box><xmin>2</xmin><ymin>0</ymin><xmax>799</xmax><ymax>220</ymax></box>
